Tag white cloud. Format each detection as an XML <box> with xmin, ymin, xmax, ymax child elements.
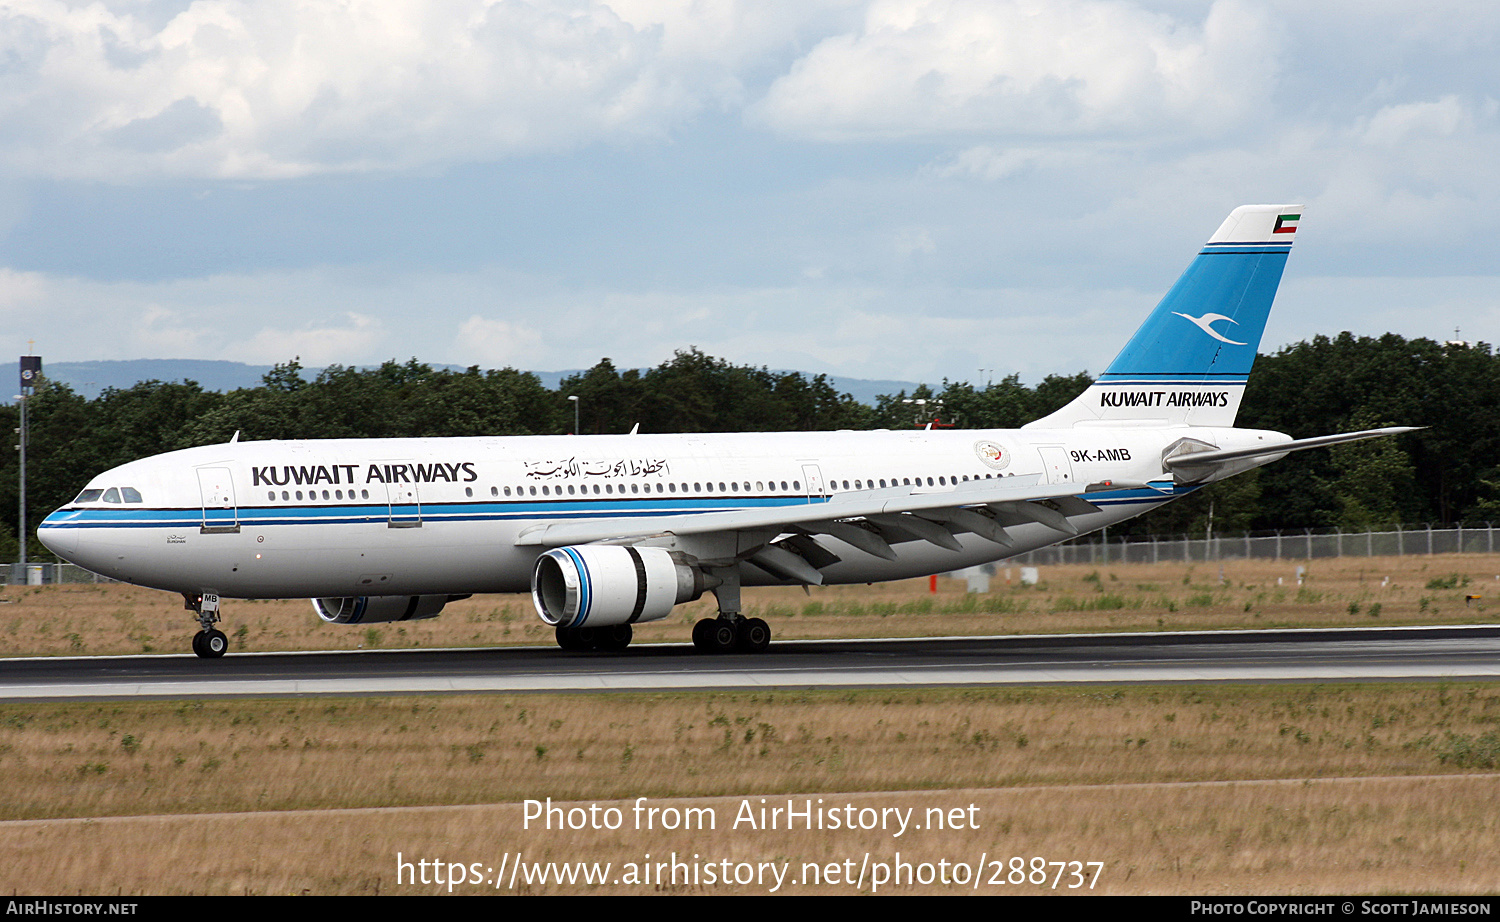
<box><xmin>0</xmin><ymin>0</ymin><xmax>827</xmax><ymax>179</ymax></box>
<box><xmin>456</xmin><ymin>315</ymin><xmax>545</xmax><ymax>367</ymax></box>
<box><xmin>1361</xmin><ymin>96</ymin><xmax>1473</xmax><ymax>147</ymax></box>
<box><xmin>228</xmin><ymin>312</ymin><xmax>387</xmax><ymax>365</ymax></box>
<box><xmin>752</xmin><ymin>0</ymin><xmax>1277</xmax><ymax>141</ymax></box>
<box><xmin>0</xmin><ymin>268</ymin><xmax>50</xmax><ymax>314</ymax></box>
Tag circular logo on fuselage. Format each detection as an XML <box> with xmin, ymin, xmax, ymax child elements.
<box><xmin>974</xmin><ymin>440</ymin><xmax>1009</xmax><ymax>470</ymax></box>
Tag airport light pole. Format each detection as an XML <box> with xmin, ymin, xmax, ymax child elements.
<box><xmin>16</xmin><ymin>354</ymin><xmax>39</xmax><ymax>576</ymax></box>
<box><xmin>14</xmin><ymin>391</ymin><xmax>23</xmax><ymax>574</ymax></box>
<box><xmin>568</xmin><ymin>394</ymin><xmax>579</xmax><ymax>434</ymax></box>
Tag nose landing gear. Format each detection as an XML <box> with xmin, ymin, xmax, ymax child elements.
<box><xmin>185</xmin><ymin>592</ymin><xmax>229</xmax><ymax>659</ymax></box>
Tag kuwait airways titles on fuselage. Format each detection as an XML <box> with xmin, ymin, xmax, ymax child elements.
<box><xmin>251</xmin><ymin>462</ymin><xmax>479</xmax><ymax>488</ymax></box>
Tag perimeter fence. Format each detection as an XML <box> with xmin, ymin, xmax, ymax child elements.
<box><xmin>6</xmin><ymin>524</ymin><xmax>1500</xmax><ymax>585</ymax></box>
<box><xmin>5</xmin><ymin>562</ymin><xmax>114</xmax><ymax>585</ymax></box>
<box><xmin>1013</xmin><ymin>523</ymin><xmax>1500</xmax><ymax>566</ymax></box>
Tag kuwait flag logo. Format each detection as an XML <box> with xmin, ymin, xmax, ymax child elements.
<box><xmin>1273</xmin><ymin>213</ymin><xmax>1301</xmax><ymax>235</ymax></box>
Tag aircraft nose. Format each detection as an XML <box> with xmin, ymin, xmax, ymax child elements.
<box><xmin>37</xmin><ymin>509</ymin><xmax>79</xmax><ymax>558</ymax></box>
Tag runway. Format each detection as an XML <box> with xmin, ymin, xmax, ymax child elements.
<box><xmin>2</xmin><ymin>625</ymin><xmax>1499</xmax><ymax>700</ymax></box>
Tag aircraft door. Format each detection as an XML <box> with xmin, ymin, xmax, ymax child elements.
<box><xmin>196</xmin><ymin>467</ymin><xmax>239</xmax><ymax>533</ymax></box>
<box><xmin>1037</xmin><ymin>446</ymin><xmax>1075</xmax><ymax>485</ymax></box>
<box><xmin>800</xmin><ymin>463</ymin><xmax>827</xmax><ymax>503</ymax></box>
<box><xmin>377</xmin><ymin>463</ymin><xmax>422</xmax><ymax>528</ymax></box>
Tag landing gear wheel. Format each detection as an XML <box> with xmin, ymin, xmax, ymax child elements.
<box><xmin>555</xmin><ymin>626</ymin><xmax>588</xmax><ymax>651</ymax></box>
<box><xmin>736</xmin><ymin>617</ymin><xmax>771</xmax><ymax>653</ymax></box>
<box><xmin>692</xmin><ymin>618</ymin><xmax>716</xmax><ymax>651</ymax></box>
<box><xmin>194</xmin><ymin>629</ymin><xmax>228</xmax><ymax>659</ymax></box>
<box><xmin>596</xmin><ymin>624</ymin><xmax>633</xmax><ymax>652</ymax></box>
<box><xmin>557</xmin><ymin>624</ymin><xmax>633</xmax><ymax>652</ymax></box>
<box><xmin>708</xmin><ymin>619</ymin><xmax>738</xmax><ymax>654</ymax></box>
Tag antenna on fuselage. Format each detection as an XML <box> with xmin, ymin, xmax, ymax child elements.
<box><xmin>230</xmin><ymin>430</ymin><xmax>240</xmax><ymax>444</ymax></box>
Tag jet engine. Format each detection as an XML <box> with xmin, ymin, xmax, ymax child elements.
<box><xmin>532</xmin><ymin>546</ymin><xmax>712</xmax><ymax>628</ymax></box>
<box><xmin>313</xmin><ymin>595</ymin><xmax>456</xmax><ymax>624</ymax></box>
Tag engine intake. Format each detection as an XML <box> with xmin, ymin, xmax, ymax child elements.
<box><xmin>532</xmin><ymin>546</ymin><xmax>710</xmax><ymax>628</ymax></box>
<box><xmin>313</xmin><ymin>595</ymin><xmax>458</xmax><ymax>624</ymax></box>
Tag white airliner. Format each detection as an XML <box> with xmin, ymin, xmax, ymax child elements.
<box><xmin>38</xmin><ymin>205</ymin><xmax>1411</xmax><ymax>658</ymax></box>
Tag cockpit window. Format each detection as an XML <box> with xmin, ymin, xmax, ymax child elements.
<box><xmin>73</xmin><ymin>486</ymin><xmax>143</xmax><ymax>504</ymax></box>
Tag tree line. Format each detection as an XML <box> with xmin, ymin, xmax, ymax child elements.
<box><xmin>0</xmin><ymin>333</ymin><xmax>1488</xmax><ymax>560</ymax></box>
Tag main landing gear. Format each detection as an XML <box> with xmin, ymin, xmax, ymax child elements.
<box><xmin>690</xmin><ymin>567</ymin><xmax>772</xmax><ymax>654</ymax></box>
<box><xmin>185</xmin><ymin>592</ymin><xmax>228</xmax><ymax>659</ymax></box>
<box><xmin>691</xmin><ymin>616</ymin><xmax>770</xmax><ymax>653</ymax></box>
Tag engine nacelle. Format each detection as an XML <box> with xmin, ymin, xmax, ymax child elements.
<box><xmin>532</xmin><ymin>546</ymin><xmax>710</xmax><ymax>628</ymax></box>
<box><xmin>313</xmin><ymin>595</ymin><xmax>454</xmax><ymax>624</ymax></box>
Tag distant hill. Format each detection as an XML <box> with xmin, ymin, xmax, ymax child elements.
<box><xmin>4</xmin><ymin>359</ymin><xmax>919</xmax><ymax>407</ymax></box>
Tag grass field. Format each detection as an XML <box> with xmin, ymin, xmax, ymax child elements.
<box><xmin>10</xmin><ymin>554</ymin><xmax>1500</xmax><ymax>657</ymax></box>
<box><xmin>3</xmin><ymin>556</ymin><xmax>1500</xmax><ymax>894</ymax></box>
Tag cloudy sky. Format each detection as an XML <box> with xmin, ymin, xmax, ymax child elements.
<box><xmin>2</xmin><ymin>0</ymin><xmax>1497</xmax><ymax>386</ymax></box>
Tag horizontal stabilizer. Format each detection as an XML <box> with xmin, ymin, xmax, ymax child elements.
<box><xmin>1164</xmin><ymin>427</ymin><xmax>1420</xmax><ymax>480</ymax></box>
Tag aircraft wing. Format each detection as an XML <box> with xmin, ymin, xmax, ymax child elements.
<box><xmin>514</xmin><ymin>474</ymin><xmax>1122</xmax><ymax>582</ymax></box>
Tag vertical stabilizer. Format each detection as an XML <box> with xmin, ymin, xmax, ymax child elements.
<box><xmin>1025</xmin><ymin>204</ymin><xmax>1301</xmax><ymax>429</ymax></box>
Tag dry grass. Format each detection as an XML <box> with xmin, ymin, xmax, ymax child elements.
<box><xmin>6</xmin><ymin>556</ymin><xmax>1500</xmax><ymax>894</ymax></box>
<box><xmin>3</xmin><ymin>685</ymin><xmax>1500</xmax><ymax>893</ymax></box>
<box><xmin>9</xmin><ymin>554</ymin><xmax>1500</xmax><ymax>657</ymax></box>
<box><xmin>5</xmin><ymin>778</ymin><xmax>1497</xmax><ymax>895</ymax></box>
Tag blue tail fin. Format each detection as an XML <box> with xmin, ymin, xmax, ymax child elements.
<box><xmin>1025</xmin><ymin>204</ymin><xmax>1301</xmax><ymax>429</ymax></box>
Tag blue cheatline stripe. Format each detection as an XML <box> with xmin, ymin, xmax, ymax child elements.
<box><xmin>40</xmin><ymin>494</ymin><xmax>829</xmax><ymax>529</ymax></box>
<box><xmin>38</xmin><ymin>486</ymin><xmax>1188</xmax><ymax>530</ymax></box>
<box><xmin>560</xmin><ymin>546</ymin><xmax>591</xmax><ymax>626</ymax></box>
